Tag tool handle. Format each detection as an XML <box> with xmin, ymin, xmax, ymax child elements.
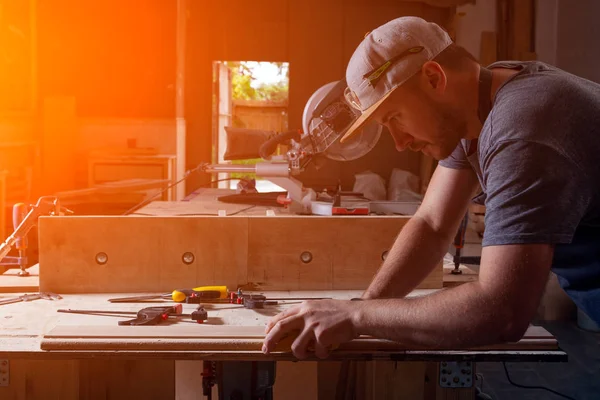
<box><xmin>12</xmin><ymin>203</ymin><xmax>28</xmax><ymax>250</ymax></box>
<box><xmin>118</xmin><ymin>304</ymin><xmax>182</xmax><ymax>326</ymax></box>
<box><xmin>171</xmin><ymin>286</ymin><xmax>228</xmax><ymax>302</ymax></box>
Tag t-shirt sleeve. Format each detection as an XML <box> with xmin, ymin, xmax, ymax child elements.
<box><xmin>438</xmin><ymin>142</ymin><xmax>472</xmax><ymax>170</ymax></box>
<box><xmin>481</xmin><ymin>139</ymin><xmax>592</xmax><ymax>247</ymax></box>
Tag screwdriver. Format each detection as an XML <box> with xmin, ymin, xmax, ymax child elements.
<box><xmin>108</xmin><ymin>286</ymin><xmax>228</xmax><ymax>303</ymax></box>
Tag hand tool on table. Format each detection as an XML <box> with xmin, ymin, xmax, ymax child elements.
<box><xmin>0</xmin><ymin>196</ymin><xmax>73</xmax><ymax>276</ymax></box>
<box><xmin>57</xmin><ymin>304</ymin><xmax>208</xmax><ymax>325</ymax></box>
<box><xmin>107</xmin><ymin>285</ymin><xmax>228</xmax><ymax>303</ymax></box>
<box><xmin>452</xmin><ymin>213</ymin><xmax>482</xmax><ymax>274</ymax></box>
<box><xmin>0</xmin><ymin>292</ymin><xmax>62</xmax><ymax>306</ymax></box>
<box><xmin>210</xmin><ymin>289</ymin><xmax>332</xmax><ymax>309</ymax></box>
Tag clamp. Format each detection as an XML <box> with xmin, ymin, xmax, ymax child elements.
<box><xmin>57</xmin><ymin>304</ymin><xmax>208</xmax><ymax>325</ymax></box>
<box><xmin>0</xmin><ymin>196</ymin><xmax>72</xmax><ymax>276</ymax></box>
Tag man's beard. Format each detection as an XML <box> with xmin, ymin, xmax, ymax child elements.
<box><xmin>430</xmin><ymin>103</ymin><xmax>468</xmax><ymax>160</ymax></box>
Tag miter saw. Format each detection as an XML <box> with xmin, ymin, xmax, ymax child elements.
<box><xmin>201</xmin><ymin>80</ymin><xmax>383</xmax><ymax>213</ymax></box>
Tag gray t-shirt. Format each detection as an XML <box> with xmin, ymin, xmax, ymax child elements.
<box><xmin>439</xmin><ymin>61</ymin><xmax>600</xmax><ymax>322</ymax></box>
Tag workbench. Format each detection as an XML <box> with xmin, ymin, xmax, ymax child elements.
<box><xmin>0</xmin><ymin>191</ymin><xmax>568</xmax><ymax>399</ymax></box>
<box><xmin>0</xmin><ymin>290</ymin><xmax>566</xmax><ymax>400</ymax></box>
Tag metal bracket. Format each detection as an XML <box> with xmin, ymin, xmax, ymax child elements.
<box><xmin>0</xmin><ymin>360</ymin><xmax>9</xmax><ymax>386</ymax></box>
<box><xmin>439</xmin><ymin>361</ymin><xmax>473</xmax><ymax>388</ymax></box>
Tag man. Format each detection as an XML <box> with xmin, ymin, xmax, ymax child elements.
<box><xmin>262</xmin><ymin>16</ymin><xmax>600</xmax><ymax>359</ymax></box>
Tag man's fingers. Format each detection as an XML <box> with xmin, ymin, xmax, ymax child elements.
<box><xmin>291</xmin><ymin>329</ymin><xmax>314</xmax><ymax>360</ymax></box>
<box><xmin>313</xmin><ymin>341</ymin><xmax>330</xmax><ymax>359</ymax></box>
<box><xmin>265</xmin><ymin>305</ymin><xmax>301</xmax><ymax>334</ymax></box>
<box><xmin>262</xmin><ymin>316</ymin><xmax>302</xmax><ymax>354</ymax></box>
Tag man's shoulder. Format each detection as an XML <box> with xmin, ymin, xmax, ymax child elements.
<box><xmin>480</xmin><ymin>61</ymin><xmax>600</xmax><ymax>152</ymax></box>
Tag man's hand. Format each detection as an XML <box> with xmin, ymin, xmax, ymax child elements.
<box><xmin>262</xmin><ymin>300</ymin><xmax>361</xmax><ymax>359</ymax></box>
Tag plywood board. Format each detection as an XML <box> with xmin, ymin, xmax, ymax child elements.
<box><xmin>247</xmin><ymin>216</ymin><xmax>442</xmax><ymax>290</ymax></box>
<box><xmin>38</xmin><ymin>216</ymin><xmax>248</xmax><ymax>293</ymax></box>
<box><xmin>38</xmin><ymin>215</ymin><xmax>442</xmax><ymax>293</ymax></box>
<box><xmin>0</xmin><ymin>264</ymin><xmax>39</xmax><ymax>293</ymax></box>
<box><xmin>41</xmin><ymin>324</ymin><xmax>557</xmax><ymax>352</ymax></box>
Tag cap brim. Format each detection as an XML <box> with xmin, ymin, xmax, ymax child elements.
<box><xmin>339</xmin><ymin>87</ymin><xmax>397</xmax><ymax>143</ymax></box>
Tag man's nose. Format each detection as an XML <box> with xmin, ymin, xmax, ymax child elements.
<box><xmin>390</xmin><ymin>130</ymin><xmax>413</xmax><ymax>151</ymax></box>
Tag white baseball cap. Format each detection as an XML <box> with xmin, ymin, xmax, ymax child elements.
<box><xmin>340</xmin><ymin>16</ymin><xmax>452</xmax><ymax>143</ymax></box>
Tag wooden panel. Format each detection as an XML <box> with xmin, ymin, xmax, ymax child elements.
<box><xmin>367</xmin><ymin>361</ymin><xmax>428</xmax><ymax>399</ymax></box>
<box><xmin>248</xmin><ymin>217</ymin><xmax>336</xmax><ymax>290</ymax></box>
<box><xmin>288</xmin><ymin>0</ymin><xmax>344</xmax><ymax>133</ymax></box>
<box><xmin>38</xmin><ymin>216</ymin><xmax>248</xmax><ymax>293</ymax></box>
<box><xmin>210</xmin><ymin>0</ymin><xmax>289</xmax><ymax>62</ymax></box>
<box><xmin>39</xmin><ymin>215</ymin><xmax>440</xmax><ymax>293</ymax></box>
<box><xmin>41</xmin><ymin>324</ymin><xmax>558</xmax><ymax>352</ymax></box>
<box><xmin>0</xmin><ymin>360</ymin><xmax>79</xmax><ymax>400</ymax></box>
<box><xmin>247</xmin><ymin>217</ymin><xmax>434</xmax><ymax>290</ymax></box>
<box><xmin>479</xmin><ymin>31</ymin><xmax>497</xmax><ymax>66</ymax></box>
<box><xmin>510</xmin><ymin>0</ymin><xmax>535</xmax><ymax>60</ymax></box>
<box><xmin>0</xmin><ymin>263</ymin><xmax>39</xmax><ymax>293</ymax></box>
<box><xmin>274</xmin><ymin>361</ymin><xmax>318</xmax><ymax>400</ymax></box>
<box><xmin>342</xmin><ymin>1</ymin><xmax>452</xmax><ymax>67</ymax></box>
<box><xmin>79</xmin><ymin>359</ymin><xmax>175</xmax><ymax>400</ymax></box>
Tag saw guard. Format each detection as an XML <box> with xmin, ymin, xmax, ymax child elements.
<box><xmin>302</xmin><ymin>81</ymin><xmax>382</xmax><ymax>161</ymax></box>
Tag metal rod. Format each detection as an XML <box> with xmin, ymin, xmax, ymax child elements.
<box><xmin>108</xmin><ymin>294</ymin><xmax>169</xmax><ymax>302</ymax></box>
<box><xmin>58</xmin><ymin>309</ymin><xmax>138</xmax><ymax>315</ymax></box>
<box><xmin>266</xmin><ymin>297</ymin><xmax>332</xmax><ymax>301</ymax></box>
<box><xmin>202</xmin><ymin>164</ymin><xmax>257</xmax><ymax>173</ymax></box>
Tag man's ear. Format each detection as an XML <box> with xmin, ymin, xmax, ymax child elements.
<box><xmin>420</xmin><ymin>61</ymin><xmax>447</xmax><ymax>94</ymax></box>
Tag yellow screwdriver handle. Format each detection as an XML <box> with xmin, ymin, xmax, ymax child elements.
<box><xmin>193</xmin><ymin>285</ymin><xmax>228</xmax><ymax>298</ymax></box>
<box><xmin>171</xmin><ymin>286</ymin><xmax>228</xmax><ymax>302</ymax></box>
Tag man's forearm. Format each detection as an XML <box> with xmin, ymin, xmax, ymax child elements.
<box><xmin>363</xmin><ymin>215</ymin><xmax>451</xmax><ymax>299</ymax></box>
<box><xmin>355</xmin><ymin>282</ymin><xmax>524</xmax><ymax>348</ymax></box>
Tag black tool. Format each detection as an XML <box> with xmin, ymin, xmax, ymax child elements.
<box><xmin>209</xmin><ymin>290</ymin><xmax>331</xmax><ymax>309</ymax></box>
<box><xmin>57</xmin><ymin>304</ymin><xmax>208</xmax><ymax>325</ymax></box>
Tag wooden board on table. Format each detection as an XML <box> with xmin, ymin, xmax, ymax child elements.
<box><xmin>38</xmin><ymin>215</ymin><xmax>442</xmax><ymax>293</ymax></box>
<box><xmin>133</xmin><ymin>199</ymin><xmax>267</xmax><ymax>216</ymax></box>
<box><xmin>248</xmin><ymin>216</ymin><xmax>442</xmax><ymax>290</ymax></box>
<box><xmin>0</xmin><ymin>263</ymin><xmax>39</xmax><ymax>293</ymax></box>
<box><xmin>38</xmin><ymin>216</ymin><xmax>249</xmax><ymax>293</ymax></box>
<box><xmin>442</xmin><ymin>265</ymin><xmax>478</xmax><ymax>287</ymax></box>
<box><xmin>41</xmin><ymin>324</ymin><xmax>557</xmax><ymax>352</ymax></box>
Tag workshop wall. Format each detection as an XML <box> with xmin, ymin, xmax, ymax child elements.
<box><xmin>36</xmin><ymin>0</ymin><xmax>177</xmax><ymax>118</ymax></box>
<box><xmin>536</xmin><ymin>0</ymin><xmax>600</xmax><ymax>84</ymax></box>
<box><xmin>0</xmin><ymin>0</ymin><xmax>457</xmax><ymax>198</ymax></box>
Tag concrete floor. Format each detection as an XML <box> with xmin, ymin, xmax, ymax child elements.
<box><xmin>476</xmin><ymin>321</ymin><xmax>600</xmax><ymax>400</ymax></box>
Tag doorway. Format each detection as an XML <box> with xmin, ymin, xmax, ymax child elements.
<box><xmin>212</xmin><ymin>61</ymin><xmax>289</xmax><ymax>191</ymax></box>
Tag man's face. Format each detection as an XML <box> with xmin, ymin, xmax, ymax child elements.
<box><xmin>371</xmin><ymin>81</ymin><xmax>466</xmax><ymax>160</ymax></box>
